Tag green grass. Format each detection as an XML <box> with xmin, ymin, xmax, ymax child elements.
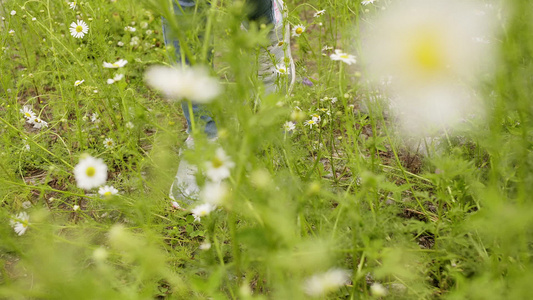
<box><xmin>1</xmin><ymin>0</ymin><xmax>533</xmax><ymax>299</ymax></box>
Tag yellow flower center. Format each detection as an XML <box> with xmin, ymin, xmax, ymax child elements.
<box><xmin>212</xmin><ymin>157</ymin><xmax>223</xmax><ymax>168</ymax></box>
<box><xmin>76</xmin><ymin>25</ymin><xmax>83</xmax><ymax>33</ymax></box>
<box><xmin>104</xmin><ymin>191</ymin><xmax>112</xmax><ymax>196</ymax></box>
<box><xmin>278</xmin><ymin>68</ymin><xmax>286</xmax><ymax>73</ymax></box>
<box><xmin>86</xmin><ymin>166</ymin><xmax>96</xmax><ymax>177</ymax></box>
<box><xmin>296</xmin><ymin>27</ymin><xmax>303</xmax><ymax>34</ymax></box>
<box><xmin>25</xmin><ymin>112</ymin><xmax>32</xmax><ymax>117</ymax></box>
<box><xmin>340</xmin><ymin>54</ymin><xmax>349</xmax><ymax>59</ymax></box>
<box><xmin>410</xmin><ymin>31</ymin><xmax>444</xmax><ymax>72</ymax></box>
<box><xmin>112</xmin><ymin>63</ymin><xmax>119</xmax><ymax>67</ymax></box>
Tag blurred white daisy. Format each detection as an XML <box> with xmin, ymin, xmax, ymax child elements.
<box><xmin>103</xmin><ymin>137</ymin><xmax>115</xmax><ymax>149</ymax></box>
<box><xmin>20</xmin><ymin>106</ymin><xmax>36</xmax><ymax>120</ymax></box>
<box><xmin>68</xmin><ymin>2</ymin><xmax>77</xmax><ymax>10</ymax></box>
<box><xmin>303</xmin><ymin>268</ymin><xmax>350</xmax><ymax>296</ymax></box>
<box><xmin>205</xmin><ymin>148</ymin><xmax>235</xmax><ymax>182</ymax></box>
<box><xmin>74</xmin><ymin>79</ymin><xmax>84</xmax><ymax>86</ymax></box>
<box><xmin>98</xmin><ymin>185</ymin><xmax>119</xmax><ymax>197</ymax></box>
<box><xmin>362</xmin><ymin>0</ymin><xmax>496</xmax><ymax>135</ymax></box>
<box><xmin>73</xmin><ymin>205</ymin><xmax>80</xmax><ymax>211</ymax></box>
<box><xmin>103</xmin><ymin>59</ymin><xmax>128</xmax><ymax>68</ymax></box>
<box><xmin>73</xmin><ymin>155</ymin><xmax>108</xmax><ymax>190</ymax></box>
<box><xmin>314</xmin><ymin>10</ymin><xmax>326</xmax><ymax>18</ymax></box>
<box><xmin>200</xmin><ymin>181</ymin><xmax>229</xmax><ymax>206</ymax></box>
<box><xmin>117</xmin><ymin>41</ymin><xmax>124</xmax><ymax>47</ymax></box>
<box><xmin>124</xmin><ymin>26</ymin><xmax>136</xmax><ymax>32</ymax></box>
<box><xmin>69</xmin><ymin>20</ymin><xmax>89</xmax><ymax>38</ymax></box>
<box><xmin>144</xmin><ymin>65</ymin><xmax>221</xmax><ymax>103</ymax></box>
<box><xmin>191</xmin><ymin>203</ymin><xmax>216</xmax><ymax>222</ymax></box>
<box><xmin>106</xmin><ymin>73</ymin><xmax>124</xmax><ymax>84</ymax></box>
<box><xmin>8</xmin><ymin>29</ymin><xmax>15</xmax><ymax>36</ymax></box>
<box><xmin>29</xmin><ymin>116</ymin><xmax>48</xmax><ymax>129</ymax></box>
<box><xmin>370</xmin><ymin>282</ymin><xmax>388</xmax><ymax>297</ymax></box>
<box><xmin>91</xmin><ymin>112</ymin><xmax>100</xmax><ymax>123</ymax></box>
<box><xmin>283</xmin><ymin>121</ymin><xmax>296</xmax><ymax>132</ymax></box>
<box><xmin>10</xmin><ymin>10</ymin><xmax>16</xmax><ymax>16</ymax></box>
<box><xmin>276</xmin><ymin>64</ymin><xmax>288</xmax><ymax>75</ymax></box>
<box><xmin>125</xmin><ymin>121</ymin><xmax>134</xmax><ymax>129</ymax></box>
<box><xmin>292</xmin><ymin>24</ymin><xmax>306</xmax><ymax>37</ymax></box>
<box><xmin>10</xmin><ymin>212</ymin><xmax>29</xmax><ymax>236</ymax></box>
<box><xmin>199</xmin><ymin>242</ymin><xmax>211</xmax><ymax>250</ymax></box>
<box><xmin>330</xmin><ymin>49</ymin><xmax>356</xmax><ymax>65</ymax></box>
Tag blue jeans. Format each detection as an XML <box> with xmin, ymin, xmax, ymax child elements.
<box><xmin>162</xmin><ymin>0</ymin><xmax>275</xmax><ymax>139</ymax></box>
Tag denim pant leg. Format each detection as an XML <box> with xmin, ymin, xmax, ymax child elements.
<box><xmin>162</xmin><ymin>0</ymin><xmax>218</xmax><ymax>139</ymax></box>
<box><xmin>161</xmin><ymin>0</ymin><xmax>275</xmax><ymax>139</ymax></box>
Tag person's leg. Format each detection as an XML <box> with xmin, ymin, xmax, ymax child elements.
<box><xmin>162</xmin><ymin>0</ymin><xmax>218</xmax><ymax>139</ymax></box>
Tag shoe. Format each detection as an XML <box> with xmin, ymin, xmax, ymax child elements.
<box><xmin>257</xmin><ymin>0</ymin><xmax>296</xmax><ymax>95</ymax></box>
<box><xmin>169</xmin><ymin>136</ymin><xmax>200</xmax><ymax>205</ymax></box>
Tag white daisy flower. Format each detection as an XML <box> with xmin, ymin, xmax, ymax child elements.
<box><xmin>205</xmin><ymin>148</ymin><xmax>235</xmax><ymax>182</ymax></box>
<box><xmin>74</xmin><ymin>79</ymin><xmax>84</xmax><ymax>86</ymax></box>
<box><xmin>98</xmin><ymin>185</ymin><xmax>119</xmax><ymax>197</ymax></box>
<box><xmin>124</xmin><ymin>26</ymin><xmax>136</xmax><ymax>32</ymax></box>
<box><xmin>20</xmin><ymin>106</ymin><xmax>36</xmax><ymax>120</ymax></box>
<box><xmin>117</xmin><ymin>41</ymin><xmax>124</xmax><ymax>47</ymax></box>
<box><xmin>69</xmin><ymin>2</ymin><xmax>77</xmax><ymax>10</ymax></box>
<box><xmin>314</xmin><ymin>10</ymin><xmax>326</xmax><ymax>18</ymax></box>
<box><xmin>310</xmin><ymin>113</ymin><xmax>321</xmax><ymax>122</ymax></box>
<box><xmin>73</xmin><ymin>155</ymin><xmax>108</xmax><ymax>190</ymax></box>
<box><xmin>30</xmin><ymin>117</ymin><xmax>48</xmax><ymax>129</ymax></box>
<box><xmin>370</xmin><ymin>282</ymin><xmax>388</xmax><ymax>297</ymax></box>
<box><xmin>361</xmin><ymin>0</ymin><xmax>376</xmax><ymax>5</ymax></box>
<box><xmin>303</xmin><ymin>269</ymin><xmax>350</xmax><ymax>296</ymax></box>
<box><xmin>69</xmin><ymin>20</ymin><xmax>89</xmax><ymax>39</ymax></box>
<box><xmin>130</xmin><ymin>36</ymin><xmax>140</xmax><ymax>46</ymax></box>
<box><xmin>304</xmin><ymin>119</ymin><xmax>317</xmax><ymax>128</ymax></box>
<box><xmin>200</xmin><ymin>182</ymin><xmax>229</xmax><ymax>206</ymax></box>
<box><xmin>103</xmin><ymin>59</ymin><xmax>128</xmax><ymax>68</ymax></box>
<box><xmin>90</xmin><ymin>112</ymin><xmax>100</xmax><ymax>123</ymax></box>
<box><xmin>106</xmin><ymin>73</ymin><xmax>124</xmax><ymax>85</ymax></box>
<box><xmin>31</xmin><ymin>17</ymin><xmax>36</xmax><ymax>21</ymax></box>
<box><xmin>10</xmin><ymin>10</ymin><xmax>16</xmax><ymax>16</ymax></box>
<box><xmin>144</xmin><ymin>65</ymin><xmax>222</xmax><ymax>103</ymax></box>
<box><xmin>276</xmin><ymin>64</ymin><xmax>288</xmax><ymax>75</ymax></box>
<box><xmin>292</xmin><ymin>24</ymin><xmax>306</xmax><ymax>37</ymax></box>
<box><xmin>103</xmin><ymin>137</ymin><xmax>115</xmax><ymax>149</ymax></box>
<box><xmin>330</xmin><ymin>49</ymin><xmax>356</xmax><ymax>65</ymax></box>
<box><xmin>191</xmin><ymin>203</ymin><xmax>216</xmax><ymax>222</ymax></box>
<box><xmin>73</xmin><ymin>205</ymin><xmax>80</xmax><ymax>211</ymax></box>
<box><xmin>8</xmin><ymin>29</ymin><xmax>15</xmax><ymax>36</ymax></box>
<box><xmin>10</xmin><ymin>212</ymin><xmax>29</xmax><ymax>236</ymax></box>
<box><xmin>283</xmin><ymin>121</ymin><xmax>296</xmax><ymax>132</ymax></box>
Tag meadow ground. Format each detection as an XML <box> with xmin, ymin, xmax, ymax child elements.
<box><xmin>1</xmin><ymin>0</ymin><xmax>533</xmax><ymax>299</ymax></box>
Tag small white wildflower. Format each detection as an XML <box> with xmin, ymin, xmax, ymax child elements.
<box><xmin>103</xmin><ymin>137</ymin><xmax>115</xmax><ymax>149</ymax></box>
<box><xmin>74</xmin><ymin>79</ymin><xmax>84</xmax><ymax>86</ymax></box>
<box><xmin>73</xmin><ymin>205</ymin><xmax>80</xmax><ymax>211</ymax></box>
<box><xmin>124</xmin><ymin>26</ymin><xmax>136</xmax><ymax>32</ymax></box>
<box><xmin>276</xmin><ymin>64</ymin><xmax>288</xmax><ymax>75</ymax></box>
<box><xmin>331</xmin><ymin>97</ymin><xmax>338</xmax><ymax>103</ymax></box>
<box><xmin>145</xmin><ymin>29</ymin><xmax>153</xmax><ymax>35</ymax></box>
<box><xmin>91</xmin><ymin>112</ymin><xmax>100</xmax><ymax>123</ymax></box>
<box><xmin>362</xmin><ymin>0</ymin><xmax>376</xmax><ymax>5</ymax></box>
<box><xmin>199</xmin><ymin>242</ymin><xmax>211</xmax><ymax>250</ymax></box>
<box><xmin>10</xmin><ymin>10</ymin><xmax>16</xmax><ymax>16</ymax></box>
<box><xmin>10</xmin><ymin>212</ymin><xmax>29</xmax><ymax>236</ymax></box>
<box><xmin>29</xmin><ymin>117</ymin><xmax>48</xmax><ymax>129</ymax></box>
<box><xmin>69</xmin><ymin>20</ymin><xmax>89</xmax><ymax>38</ymax></box>
<box><xmin>200</xmin><ymin>181</ymin><xmax>229</xmax><ymax>206</ymax></box>
<box><xmin>103</xmin><ymin>59</ymin><xmax>128</xmax><ymax>68</ymax></box>
<box><xmin>304</xmin><ymin>119</ymin><xmax>317</xmax><ymax>128</ymax></box>
<box><xmin>68</xmin><ymin>2</ymin><xmax>77</xmax><ymax>10</ymax></box>
<box><xmin>9</xmin><ymin>29</ymin><xmax>15</xmax><ymax>36</ymax></box>
<box><xmin>330</xmin><ymin>49</ymin><xmax>357</xmax><ymax>65</ymax></box>
<box><xmin>125</xmin><ymin>121</ymin><xmax>134</xmax><ymax>129</ymax></box>
<box><xmin>73</xmin><ymin>155</ymin><xmax>108</xmax><ymax>190</ymax></box>
<box><xmin>144</xmin><ymin>65</ymin><xmax>221</xmax><ymax>103</ymax></box>
<box><xmin>370</xmin><ymin>282</ymin><xmax>388</xmax><ymax>297</ymax></box>
<box><xmin>303</xmin><ymin>269</ymin><xmax>350</xmax><ymax>296</ymax></box>
<box><xmin>314</xmin><ymin>10</ymin><xmax>326</xmax><ymax>18</ymax></box>
<box><xmin>130</xmin><ymin>36</ymin><xmax>140</xmax><ymax>46</ymax></box>
<box><xmin>283</xmin><ymin>121</ymin><xmax>296</xmax><ymax>132</ymax></box>
<box><xmin>205</xmin><ymin>148</ymin><xmax>235</xmax><ymax>182</ymax></box>
<box><xmin>117</xmin><ymin>41</ymin><xmax>124</xmax><ymax>47</ymax></box>
<box><xmin>140</xmin><ymin>22</ymin><xmax>148</xmax><ymax>29</ymax></box>
<box><xmin>310</xmin><ymin>113</ymin><xmax>321</xmax><ymax>122</ymax></box>
<box><xmin>191</xmin><ymin>203</ymin><xmax>216</xmax><ymax>222</ymax></box>
<box><xmin>98</xmin><ymin>185</ymin><xmax>119</xmax><ymax>197</ymax></box>
<box><xmin>32</xmin><ymin>17</ymin><xmax>36</xmax><ymax>21</ymax></box>
<box><xmin>20</xmin><ymin>106</ymin><xmax>36</xmax><ymax>120</ymax></box>
<box><xmin>292</xmin><ymin>24</ymin><xmax>306</xmax><ymax>37</ymax></box>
